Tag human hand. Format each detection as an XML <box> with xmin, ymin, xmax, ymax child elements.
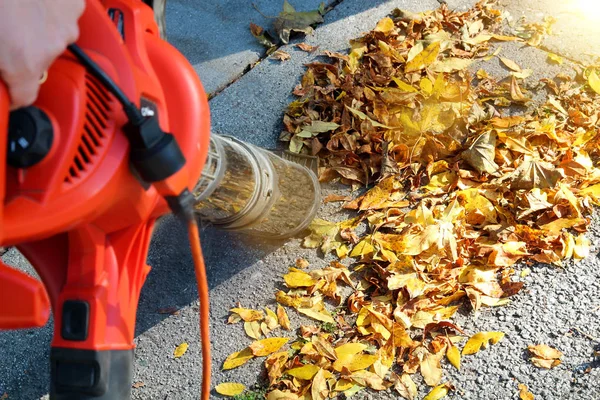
<box><xmin>0</xmin><ymin>0</ymin><xmax>85</xmax><ymax>110</ymax></box>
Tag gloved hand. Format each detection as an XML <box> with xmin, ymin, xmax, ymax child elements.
<box><xmin>0</xmin><ymin>0</ymin><xmax>85</xmax><ymax>110</ymax></box>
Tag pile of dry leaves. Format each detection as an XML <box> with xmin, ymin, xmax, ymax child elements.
<box><xmin>221</xmin><ymin>1</ymin><xmax>600</xmax><ymax>399</ymax></box>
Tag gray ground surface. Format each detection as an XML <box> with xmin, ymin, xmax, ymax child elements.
<box><xmin>1</xmin><ymin>0</ymin><xmax>600</xmax><ymax>399</ymax></box>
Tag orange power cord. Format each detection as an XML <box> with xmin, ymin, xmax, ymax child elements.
<box><xmin>187</xmin><ymin>219</ymin><xmax>211</xmax><ymax>400</ymax></box>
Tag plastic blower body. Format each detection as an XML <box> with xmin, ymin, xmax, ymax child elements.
<box><xmin>0</xmin><ymin>1</ymin><xmax>210</xmax><ymax>398</ymax></box>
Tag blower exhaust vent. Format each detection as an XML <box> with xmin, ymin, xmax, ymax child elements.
<box><xmin>64</xmin><ymin>75</ymin><xmax>112</xmax><ymax>185</ymax></box>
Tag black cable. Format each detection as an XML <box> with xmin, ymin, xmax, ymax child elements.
<box><xmin>67</xmin><ymin>44</ymin><xmax>144</xmax><ymax>125</ymax></box>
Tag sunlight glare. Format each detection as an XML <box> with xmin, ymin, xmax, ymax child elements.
<box><xmin>573</xmin><ymin>0</ymin><xmax>600</xmax><ymax>20</ymax></box>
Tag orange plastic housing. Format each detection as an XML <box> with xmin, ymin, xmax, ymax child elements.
<box><xmin>0</xmin><ymin>0</ymin><xmax>210</xmax><ymax>355</ymax></box>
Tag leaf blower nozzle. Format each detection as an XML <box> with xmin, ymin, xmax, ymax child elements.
<box><xmin>192</xmin><ymin>134</ymin><xmax>321</xmax><ymax>239</ymax></box>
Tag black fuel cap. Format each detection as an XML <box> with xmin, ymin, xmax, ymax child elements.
<box><xmin>7</xmin><ymin>106</ymin><xmax>54</xmax><ymax>168</ymax></box>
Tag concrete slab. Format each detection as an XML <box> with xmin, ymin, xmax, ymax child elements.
<box><xmin>166</xmin><ymin>0</ymin><xmax>337</xmax><ymax>95</ymax></box>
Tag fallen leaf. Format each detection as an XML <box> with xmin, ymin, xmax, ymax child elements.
<box><xmin>348</xmin><ymin>370</ymin><xmax>386</xmax><ymax>390</ymax></box>
<box><xmin>462</xmin><ymin>332</ymin><xmax>504</xmax><ymax>355</ymax></box>
<box><xmin>588</xmin><ymin>69</ymin><xmax>600</xmax><ymax>95</ymax></box>
<box><xmin>132</xmin><ymin>381</ymin><xmax>145</xmax><ymax>388</ymax></box>
<box><xmin>510</xmin><ymin>76</ymin><xmax>530</xmax><ymax>102</ymax></box>
<box><xmin>250</xmin><ymin>23</ymin><xmax>275</xmax><ymax>48</ymax></box>
<box><xmin>405</xmin><ymin>41</ymin><xmax>441</xmax><ymax>73</ymax></box>
<box><xmin>518</xmin><ymin>383</ymin><xmax>534</xmax><ymax>400</ymax></box>
<box><xmin>272</xmin><ymin>0</ymin><xmax>325</xmax><ymax>44</ymax></box>
<box><xmin>249</xmin><ymin>337</ymin><xmax>290</xmax><ymax>356</ymax></box>
<box><xmin>547</xmin><ymin>53</ymin><xmax>563</xmax><ymax>64</ymax></box>
<box><xmin>311</xmin><ymin>368</ymin><xmax>329</xmax><ymax>400</ymax></box>
<box><xmin>267</xmin><ymin>390</ymin><xmax>299</xmax><ymax>400</ymax></box>
<box><xmin>230</xmin><ymin>307</ymin><xmax>264</xmax><ymax>322</ymax></box>
<box><xmin>287</xmin><ymin>364</ymin><xmax>321</xmax><ymax>380</ymax></box>
<box><xmin>223</xmin><ymin>348</ymin><xmax>254</xmax><ymax>370</ymax></box>
<box><xmin>528</xmin><ymin>344</ymin><xmax>562</xmax><ymax>368</ymax></box>
<box><xmin>395</xmin><ymin>373</ymin><xmax>418</xmax><ymax>399</ymax></box>
<box><xmin>244</xmin><ymin>321</ymin><xmax>262</xmax><ymax>339</ymax></box>
<box><xmin>511</xmin><ymin>157</ymin><xmax>563</xmax><ymax>190</ymax></box>
<box><xmin>423</xmin><ymin>383</ymin><xmax>452</xmax><ymax>400</ymax></box>
<box><xmin>296</xmin><ymin>42</ymin><xmax>318</xmax><ymax>52</ymax></box>
<box><xmin>461</xmin><ymin>131</ymin><xmax>499</xmax><ymax>175</ymax></box>
<box><xmin>374</xmin><ymin>17</ymin><xmax>395</xmax><ymax>34</ymax></box>
<box><xmin>500</xmin><ymin>57</ymin><xmax>521</xmax><ymax>72</ymax></box>
<box><xmin>215</xmin><ymin>382</ymin><xmax>246</xmax><ymax>396</ymax></box>
<box><xmin>271</xmin><ymin>49</ymin><xmax>291</xmax><ymax>61</ymax></box>
<box><xmin>276</xmin><ymin>305</ymin><xmax>291</xmax><ymax>330</ymax></box>
<box><xmin>284</xmin><ymin>268</ymin><xmax>316</xmax><ymax>287</ymax></box>
<box><xmin>446</xmin><ymin>345</ymin><xmax>461</xmax><ymax>370</ymax></box>
<box><xmin>174</xmin><ymin>342</ymin><xmax>188</xmax><ymax>358</ymax></box>
<box><xmin>157</xmin><ymin>307</ymin><xmax>179</xmax><ymax>315</ymax></box>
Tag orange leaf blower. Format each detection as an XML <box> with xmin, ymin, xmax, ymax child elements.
<box><xmin>0</xmin><ymin>0</ymin><xmax>213</xmax><ymax>399</ymax></box>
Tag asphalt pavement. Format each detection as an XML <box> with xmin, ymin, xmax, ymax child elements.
<box><xmin>1</xmin><ymin>0</ymin><xmax>599</xmax><ymax>399</ymax></box>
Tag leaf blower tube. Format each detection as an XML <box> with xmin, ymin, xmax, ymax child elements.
<box><xmin>193</xmin><ymin>134</ymin><xmax>321</xmax><ymax>239</ymax></box>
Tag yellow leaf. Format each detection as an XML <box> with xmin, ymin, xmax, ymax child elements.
<box><xmin>286</xmin><ymin>364</ymin><xmax>321</xmax><ymax>380</ymax></box>
<box><xmin>348</xmin><ymin>370</ymin><xmax>386</xmax><ymax>390</ymax></box>
<box><xmin>267</xmin><ymin>390</ymin><xmax>299</xmax><ymax>400</ymax></box>
<box><xmin>311</xmin><ymin>368</ymin><xmax>329</xmax><ymax>400</ymax></box>
<box><xmin>423</xmin><ymin>383</ymin><xmax>451</xmax><ymax>400</ymax></box>
<box><xmin>249</xmin><ymin>337</ymin><xmax>290</xmax><ymax>357</ymax></box>
<box><xmin>531</xmin><ymin>357</ymin><xmax>561</xmax><ymax>369</ymax></box>
<box><xmin>350</xmin><ymin>238</ymin><xmax>375</xmax><ymax>258</ymax></box>
<box><xmin>547</xmin><ymin>53</ymin><xmax>563</xmax><ymax>64</ymax></box>
<box><xmin>394</xmin><ymin>373</ymin><xmax>417</xmax><ymax>399</ymax></box>
<box><xmin>392</xmin><ymin>77</ymin><xmax>419</xmax><ymax>92</ymax></box>
<box><xmin>518</xmin><ymin>383</ymin><xmax>535</xmax><ymax>400</ymax></box>
<box><xmin>420</xmin><ymin>78</ymin><xmax>433</xmax><ymax>95</ymax></box>
<box><xmin>223</xmin><ymin>347</ymin><xmax>254</xmax><ymax>370</ymax></box>
<box><xmin>230</xmin><ymin>307</ymin><xmax>264</xmax><ymax>322</ymax></box>
<box><xmin>462</xmin><ymin>332</ymin><xmax>504</xmax><ymax>355</ymax></box>
<box><xmin>588</xmin><ymin>69</ymin><xmax>600</xmax><ymax>95</ymax></box>
<box><xmin>283</xmin><ymin>268</ymin><xmax>317</xmax><ymax>288</ymax></box>
<box><xmin>244</xmin><ymin>321</ymin><xmax>262</xmax><ymax>339</ymax></box>
<box><xmin>277</xmin><ymin>305</ymin><xmax>291</xmax><ymax>330</ymax></box>
<box><xmin>174</xmin><ymin>342</ymin><xmax>188</xmax><ymax>358</ymax></box>
<box><xmin>405</xmin><ymin>41</ymin><xmax>440</xmax><ymax>73</ymax></box>
<box><xmin>374</xmin><ymin>17</ymin><xmax>395</xmax><ymax>34</ymax></box>
<box><xmin>335</xmin><ymin>342</ymin><xmax>367</xmax><ymax>358</ymax></box>
<box><xmin>275</xmin><ymin>290</ymin><xmax>314</xmax><ymax>308</ymax></box>
<box><xmin>446</xmin><ymin>345</ymin><xmax>461</xmax><ymax>370</ymax></box>
<box><xmin>528</xmin><ymin>344</ymin><xmax>563</xmax><ymax>360</ymax></box>
<box><xmin>420</xmin><ymin>351</ymin><xmax>443</xmax><ymax>386</ymax></box>
<box><xmin>500</xmin><ymin>57</ymin><xmax>521</xmax><ymax>72</ymax></box>
<box><xmin>573</xmin><ymin>234</ymin><xmax>590</xmax><ymax>260</ymax></box>
<box><xmin>297</xmin><ymin>302</ymin><xmax>335</xmax><ymax>323</ymax></box>
<box><xmin>215</xmin><ymin>382</ymin><xmax>246</xmax><ymax>396</ymax></box>
<box><xmin>333</xmin><ymin>379</ymin><xmax>354</xmax><ymax>391</ymax></box>
<box><xmin>333</xmin><ymin>353</ymin><xmax>378</xmax><ymax>372</ymax></box>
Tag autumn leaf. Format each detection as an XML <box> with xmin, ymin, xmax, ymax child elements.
<box><xmin>511</xmin><ymin>157</ymin><xmax>563</xmax><ymax>190</ymax></box>
<box><xmin>215</xmin><ymin>382</ymin><xmax>246</xmax><ymax>397</ymax></box>
<box><xmin>132</xmin><ymin>381</ymin><xmax>145</xmax><ymax>388</ymax></box>
<box><xmin>446</xmin><ymin>345</ymin><xmax>461</xmax><ymax>370</ymax></box>
<box><xmin>230</xmin><ymin>307</ymin><xmax>264</xmax><ymax>322</ymax></box>
<box><xmin>297</xmin><ymin>301</ymin><xmax>335</xmax><ymax>323</ymax></box>
<box><xmin>405</xmin><ymin>41</ymin><xmax>441</xmax><ymax>72</ymax></box>
<box><xmin>286</xmin><ymin>364</ymin><xmax>321</xmax><ymax>380</ymax></box>
<box><xmin>311</xmin><ymin>368</ymin><xmax>329</xmax><ymax>400</ymax></box>
<box><xmin>244</xmin><ymin>321</ymin><xmax>262</xmax><ymax>339</ymax></box>
<box><xmin>276</xmin><ymin>305</ymin><xmax>291</xmax><ymax>330</ymax></box>
<box><xmin>174</xmin><ymin>342</ymin><xmax>188</xmax><ymax>358</ymax></box>
<box><xmin>283</xmin><ymin>268</ymin><xmax>316</xmax><ymax>287</ymax></box>
<box><xmin>250</xmin><ymin>23</ymin><xmax>275</xmax><ymax>48</ymax></box>
<box><xmin>271</xmin><ymin>49</ymin><xmax>291</xmax><ymax>61</ymax></box>
<box><xmin>420</xmin><ymin>350</ymin><xmax>443</xmax><ymax>386</ymax></box>
<box><xmin>588</xmin><ymin>69</ymin><xmax>600</xmax><ymax>95</ymax></box>
<box><xmin>510</xmin><ymin>76</ymin><xmax>530</xmax><ymax>102</ymax></box>
<box><xmin>423</xmin><ymin>383</ymin><xmax>452</xmax><ymax>400</ymax></box>
<box><xmin>500</xmin><ymin>57</ymin><xmax>521</xmax><ymax>72</ymax></box>
<box><xmin>223</xmin><ymin>348</ymin><xmax>254</xmax><ymax>370</ymax></box>
<box><xmin>528</xmin><ymin>344</ymin><xmax>562</xmax><ymax>368</ymax></box>
<box><xmin>271</xmin><ymin>0</ymin><xmax>325</xmax><ymax>44</ymax></box>
<box><xmin>374</xmin><ymin>17</ymin><xmax>395</xmax><ymax>34</ymax></box>
<box><xmin>394</xmin><ymin>373</ymin><xmax>418</xmax><ymax>399</ymax></box>
<box><xmin>249</xmin><ymin>337</ymin><xmax>290</xmax><ymax>356</ymax></box>
<box><xmin>547</xmin><ymin>53</ymin><xmax>563</xmax><ymax>64</ymax></box>
<box><xmin>462</xmin><ymin>332</ymin><xmax>505</xmax><ymax>355</ymax></box>
<box><xmin>461</xmin><ymin>131</ymin><xmax>499</xmax><ymax>175</ymax></box>
<box><xmin>518</xmin><ymin>383</ymin><xmax>535</xmax><ymax>400</ymax></box>
<box><xmin>296</xmin><ymin>42</ymin><xmax>318</xmax><ymax>52</ymax></box>
<box><xmin>348</xmin><ymin>370</ymin><xmax>386</xmax><ymax>390</ymax></box>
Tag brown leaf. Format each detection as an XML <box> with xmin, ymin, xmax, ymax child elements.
<box><xmin>500</xmin><ymin>57</ymin><xmax>522</xmax><ymax>72</ymax></box>
<box><xmin>518</xmin><ymin>383</ymin><xmax>534</xmax><ymax>400</ymax></box>
<box><xmin>132</xmin><ymin>381</ymin><xmax>145</xmax><ymax>389</ymax></box>
<box><xmin>461</xmin><ymin>131</ymin><xmax>499</xmax><ymax>175</ymax></box>
<box><xmin>510</xmin><ymin>76</ymin><xmax>530</xmax><ymax>102</ymax></box>
<box><xmin>511</xmin><ymin>157</ymin><xmax>563</xmax><ymax>190</ymax></box>
<box><xmin>271</xmin><ymin>50</ymin><xmax>291</xmax><ymax>61</ymax></box>
<box><xmin>296</xmin><ymin>42</ymin><xmax>319</xmax><ymax>53</ymax></box>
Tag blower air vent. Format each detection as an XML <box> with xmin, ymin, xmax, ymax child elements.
<box><xmin>64</xmin><ymin>75</ymin><xmax>112</xmax><ymax>185</ymax></box>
